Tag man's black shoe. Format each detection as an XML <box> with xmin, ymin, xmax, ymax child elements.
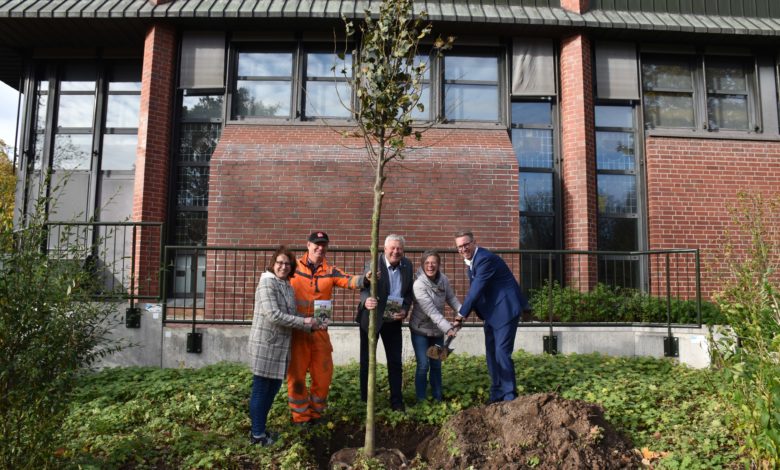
<box><xmin>391</xmin><ymin>403</ymin><xmax>406</xmax><ymax>412</ymax></box>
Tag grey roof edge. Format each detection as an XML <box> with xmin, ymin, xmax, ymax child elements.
<box><xmin>582</xmin><ymin>9</ymin><xmax>780</xmax><ymax>36</ymax></box>
<box><xmin>1</xmin><ymin>1</ymin><xmax>779</xmax><ymax>36</ymax></box>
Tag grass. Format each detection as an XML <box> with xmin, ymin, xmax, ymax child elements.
<box><xmin>56</xmin><ymin>352</ymin><xmax>740</xmax><ymax>469</ymax></box>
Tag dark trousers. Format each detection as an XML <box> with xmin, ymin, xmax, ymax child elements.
<box><xmin>359</xmin><ymin>320</ymin><xmax>403</xmax><ymax>407</ymax></box>
<box><xmin>249</xmin><ymin>375</ymin><xmax>283</xmax><ymax>436</ymax></box>
<box><xmin>484</xmin><ymin>316</ymin><xmax>520</xmax><ymax>402</ymax></box>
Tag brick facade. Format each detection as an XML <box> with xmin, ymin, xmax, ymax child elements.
<box><xmin>133</xmin><ymin>23</ymin><xmax>176</xmax><ymax>296</ymax></box>
<box><xmin>207</xmin><ymin>126</ymin><xmax>520</xmax><ymax>250</ymax></box>
<box><xmin>645</xmin><ymin>136</ymin><xmax>780</xmax><ymax>298</ymax></box>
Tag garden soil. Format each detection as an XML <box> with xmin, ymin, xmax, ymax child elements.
<box><xmin>325</xmin><ymin>392</ymin><xmax>642</xmax><ymax>469</ymax></box>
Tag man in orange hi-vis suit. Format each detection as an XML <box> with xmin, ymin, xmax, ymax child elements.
<box><xmin>287</xmin><ymin>231</ymin><xmax>372</xmax><ymax>425</ymax></box>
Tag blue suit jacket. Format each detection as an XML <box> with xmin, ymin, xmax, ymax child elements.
<box><xmin>459</xmin><ymin>247</ymin><xmax>528</xmax><ymax>328</ymax></box>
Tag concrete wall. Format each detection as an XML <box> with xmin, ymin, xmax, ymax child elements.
<box><xmin>99</xmin><ymin>302</ymin><xmax>713</xmax><ymax>370</ymax></box>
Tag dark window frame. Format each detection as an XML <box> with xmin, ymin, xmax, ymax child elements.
<box><xmin>641</xmin><ymin>52</ymin><xmax>759</xmax><ymax>133</ymax></box>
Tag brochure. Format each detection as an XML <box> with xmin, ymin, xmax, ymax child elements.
<box><xmin>384</xmin><ymin>295</ymin><xmax>404</xmax><ymax>320</ymax></box>
<box><xmin>313</xmin><ymin>300</ymin><xmax>332</xmax><ymax>322</ymax></box>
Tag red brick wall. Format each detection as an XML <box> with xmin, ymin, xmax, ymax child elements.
<box><xmin>645</xmin><ymin>136</ymin><xmax>780</xmax><ymax>299</ymax></box>
<box><xmin>561</xmin><ymin>0</ymin><xmax>590</xmax><ymax>14</ymax></box>
<box><xmin>133</xmin><ymin>23</ymin><xmax>176</xmax><ymax>296</ymax></box>
<box><xmin>207</xmin><ymin>126</ymin><xmax>520</xmax><ymax>250</ymax></box>
<box><xmin>560</xmin><ymin>34</ymin><xmax>596</xmax><ymax>252</ymax></box>
<box><xmin>559</xmin><ymin>34</ymin><xmax>598</xmax><ymax>289</ymax></box>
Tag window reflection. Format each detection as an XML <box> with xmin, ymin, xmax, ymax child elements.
<box><xmin>513</xmin><ymin>128</ymin><xmax>553</xmax><ymax>168</ymax></box>
<box><xmin>597</xmin><ymin>174</ymin><xmax>636</xmax><ymax>214</ymax></box>
<box><xmin>511</xmin><ymin>102</ymin><xmax>551</xmax><ymax>125</ymax></box>
<box><xmin>57</xmin><ymin>95</ymin><xmax>95</xmax><ymax>128</ymax></box>
<box><xmin>102</xmin><ymin>135</ymin><xmax>137</xmax><ymax>171</ymax></box>
<box><xmin>53</xmin><ymin>134</ymin><xmax>92</xmax><ymax>170</ymax></box>
<box><xmin>444</xmin><ymin>55</ymin><xmax>499</xmax><ymax>121</ymax></box>
<box><xmin>445</xmin><ymin>84</ymin><xmax>498</xmax><ymax>121</ymax></box>
<box><xmin>237</xmin><ymin>52</ymin><xmax>293</xmax><ymax>77</ymax></box>
<box><xmin>519</xmin><ymin>172</ymin><xmax>553</xmax><ymax>213</ymax></box>
<box><xmin>596</xmin><ymin>132</ymin><xmax>634</xmax><ymax>171</ymax></box>
<box><xmin>106</xmin><ymin>95</ymin><xmax>140</xmax><ymax>128</ymax></box>
<box><xmin>182</xmin><ymin>96</ymin><xmax>223</xmax><ymax>121</ymax></box>
<box><xmin>235</xmin><ymin>81</ymin><xmax>290</xmax><ymax>117</ymax></box>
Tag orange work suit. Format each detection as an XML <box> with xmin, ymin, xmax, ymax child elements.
<box><xmin>287</xmin><ymin>253</ymin><xmax>364</xmax><ymax>423</ymax></box>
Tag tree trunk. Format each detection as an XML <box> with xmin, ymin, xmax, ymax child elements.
<box><xmin>364</xmin><ymin>143</ymin><xmax>386</xmax><ymax>457</ymax></box>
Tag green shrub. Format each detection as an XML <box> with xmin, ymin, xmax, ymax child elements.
<box><xmin>529</xmin><ymin>281</ymin><xmax>724</xmax><ymax>325</ymax></box>
<box><xmin>0</xmin><ymin>192</ymin><xmax>126</xmax><ymax>469</ymax></box>
<box><xmin>711</xmin><ymin>192</ymin><xmax>780</xmax><ymax>468</ymax></box>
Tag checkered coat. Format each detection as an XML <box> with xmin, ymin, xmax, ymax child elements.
<box><xmin>248</xmin><ymin>272</ymin><xmax>311</xmax><ymax>379</ymax></box>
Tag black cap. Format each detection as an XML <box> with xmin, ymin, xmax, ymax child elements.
<box><xmin>308</xmin><ymin>231</ymin><xmax>329</xmax><ymax>244</ymax></box>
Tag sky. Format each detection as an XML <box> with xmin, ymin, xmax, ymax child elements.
<box><xmin>0</xmin><ymin>80</ymin><xmax>21</xmax><ymax>154</ymax></box>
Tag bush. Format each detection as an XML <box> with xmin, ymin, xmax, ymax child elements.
<box><xmin>711</xmin><ymin>192</ymin><xmax>780</xmax><ymax>468</ymax></box>
<box><xmin>0</xmin><ymin>193</ymin><xmax>126</xmax><ymax>468</ymax></box>
<box><xmin>529</xmin><ymin>281</ymin><xmax>724</xmax><ymax>325</ymax></box>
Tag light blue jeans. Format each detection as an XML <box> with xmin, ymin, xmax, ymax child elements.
<box><xmin>411</xmin><ymin>332</ymin><xmax>444</xmax><ymax>402</ymax></box>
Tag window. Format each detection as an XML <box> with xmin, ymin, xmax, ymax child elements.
<box><xmin>229</xmin><ymin>43</ymin><xmax>502</xmax><ymax>124</ymax></box>
<box><xmin>642</xmin><ymin>54</ymin><xmax>757</xmax><ymax>132</ymax></box>
<box><xmin>304</xmin><ymin>52</ymin><xmax>352</xmax><ymax>118</ymax></box>
<box><xmin>444</xmin><ymin>54</ymin><xmax>500</xmax><ymax>122</ymax></box>
<box><xmin>174</xmin><ymin>94</ymin><xmax>223</xmax><ymax>246</ymax></box>
<box><xmin>22</xmin><ymin>61</ymin><xmax>141</xmax><ymax>223</ymax></box>
<box><xmin>595</xmin><ymin>105</ymin><xmax>641</xmax><ymax>287</ymax></box>
<box><xmin>170</xmin><ymin>93</ymin><xmax>223</xmax><ymax>298</ymax></box>
<box><xmin>231</xmin><ymin>46</ymin><xmax>353</xmax><ymax>121</ymax></box>
<box><xmin>512</xmin><ymin>100</ymin><xmax>558</xmax><ymax>289</ymax></box>
<box><xmin>234</xmin><ymin>50</ymin><xmax>294</xmax><ymax>119</ymax></box>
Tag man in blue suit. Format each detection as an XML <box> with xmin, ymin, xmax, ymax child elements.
<box><xmin>453</xmin><ymin>230</ymin><xmax>528</xmax><ymax>403</ymax></box>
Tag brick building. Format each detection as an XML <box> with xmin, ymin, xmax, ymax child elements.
<box><xmin>2</xmin><ymin>0</ymin><xmax>780</xmax><ymax>328</ymax></box>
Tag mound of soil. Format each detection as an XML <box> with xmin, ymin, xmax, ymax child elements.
<box><xmin>418</xmin><ymin>392</ymin><xmax>641</xmax><ymax>469</ymax></box>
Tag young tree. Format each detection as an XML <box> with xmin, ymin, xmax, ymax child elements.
<box><xmin>339</xmin><ymin>0</ymin><xmax>452</xmax><ymax>456</ymax></box>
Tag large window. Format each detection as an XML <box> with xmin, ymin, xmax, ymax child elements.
<box><xmin>230</xmin><ymin>44</ymin><xmax>502</xmax><ymax>124</ymax></box>
<box><xmin>642</xmin><ymin>54</ymin><xmax>757</xmax><ymax>132</ymax></box>
<box><xmin>512</xmin><ymin>100</ymin><xmax>558</xmax><ymax>289</ymax></box>
<box><xmin>595</xmin><ymin>105</ymin><xmax>641</xmax><ymax>287</ymax></box>
<box><xmin>232</xmin><ymin>46</ymin><xmax>351</xmax><ymax>121</ymax></box>
<box><xmin>23</xmin><ymin>60</ymin><xmax>141</xmax><ymax>223</ymax></box>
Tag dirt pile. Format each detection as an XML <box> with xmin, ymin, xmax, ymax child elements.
<box><xmin>417</xmin><ymin>392</ymin><xmax>641</xmax><ymax>469</ymax></box>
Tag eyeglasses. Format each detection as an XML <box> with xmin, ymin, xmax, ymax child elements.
<box><xmin>456</xmin><ymin>240</ymin><xmax>473</xmax><ymax>251</ymax></box>
<box><xmin>275</xmin><ymin>261</ymin><xmax>292</xmax><ymax>266</ymax></box>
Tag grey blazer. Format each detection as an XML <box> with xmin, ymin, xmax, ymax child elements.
<box><xmin>247</xmin><ymin>272</ymin><xmax>311</xmax><ymax>379</ymax></box>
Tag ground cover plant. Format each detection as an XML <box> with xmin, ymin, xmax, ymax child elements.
<box><xmin>528</xmin><ymin>282</ymin><xmax>725</xmax><ymax>325</ymax></box>
<box><xmin>57</xmin><ymin>353</ymin><xmax>739</xmax><ymax>469</ymax></box>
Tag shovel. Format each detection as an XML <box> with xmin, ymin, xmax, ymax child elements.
<box><xmin>426</xmin><ymin>325</ymin><xmax>460</xmax><ymax>361</ymax></box>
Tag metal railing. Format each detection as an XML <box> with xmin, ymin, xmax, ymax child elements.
<box><xmin>161</xmin><ymin>246</ymin><xmax>701</xmax><ymax>333</ymax></box>
<box><xmin>44</xmin><ymin>221</ymin><xmax>165</xmax><ymax>303</ymax></box>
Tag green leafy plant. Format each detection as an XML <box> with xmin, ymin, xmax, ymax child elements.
<box><xmin>710</xmin><ymin>191</ymin><xmax>780</xmax><ymax>468</ymax></box>
<box><xmin>529</xmin><ymin>281</ymin><xmax>724</xmax><ymax>325</ymax></box>
<box><xmin>0</xmin><ymin>186</ymin><xmax>127</xmax><ymax>468</ymax></box>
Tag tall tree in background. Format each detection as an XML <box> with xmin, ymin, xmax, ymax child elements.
<box><xmin>339</xmin><ymin>0</ymin><xmax>452</xmax><ymax>456</ymax></box>
<box><xmin>0</xmin><ymin>140</ymin><xmax>14</xmax><ymax>251</ymax></box>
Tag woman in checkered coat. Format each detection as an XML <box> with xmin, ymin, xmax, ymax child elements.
<box><xmin>247</xmin><ymin>246</ymin><xmax>321</xmax><ymax>446</ymax></box>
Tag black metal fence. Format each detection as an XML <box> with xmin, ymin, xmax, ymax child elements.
<box><xmin>161</xmin><ymin>246</ymin><xmax>701</xmax><ymax>331</ymax></box>
<box><xmin>44</xmin><ymin>222</ymin><xmax>165</xmax><ymax>302</ymax></box>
